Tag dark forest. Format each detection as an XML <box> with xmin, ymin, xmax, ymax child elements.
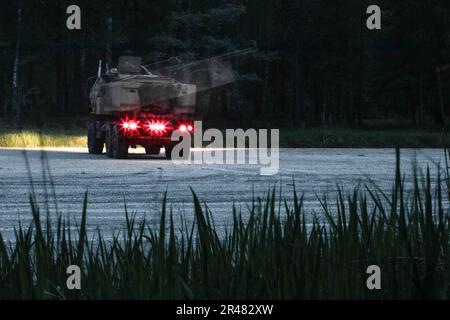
<box><xmin>1</xmin><ymin>0</ymin><xmax>450</xmax><ymax>129</ymax></box>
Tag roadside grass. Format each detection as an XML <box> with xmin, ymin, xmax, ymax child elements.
<box><xmin>0</xmin><ymin>127</ymin><xmax>448</xmax><ymax>148</ymax></box>
<box><xmin>0</xmin><ymin>130</ymin><xmax>86</xmax><ymax>148</ymax></box>
<box><xmin>280</xmin><ymin>128</ymin><xmax>449</xmax><ymax>148</ymax></box>
<box><xmin>0</xmin><ymin>150</ymin><xmax>448</xmax><ymax>299</ymax></box>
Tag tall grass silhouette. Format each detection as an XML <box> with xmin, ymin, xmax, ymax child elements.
<box><xmin>0</xmin><ymin>149</ymin><xmax>448</xmax><ymax>299</ymax></box>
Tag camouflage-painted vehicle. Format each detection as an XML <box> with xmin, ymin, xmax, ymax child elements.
<box><xmin>87</xmin><ymin>56</ymin><xmax>198</xmax><ymax>159</ymax></box>
<box><xmin>87</xmin><ymin>47</ymin><xmax>256</xmax><ymax>159</ymax></box>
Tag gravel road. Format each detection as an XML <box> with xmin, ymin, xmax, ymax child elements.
<box><xmin>0</xmin><ymin>147</ymin><xmax>445</xmax><ymax>239</ymax></box>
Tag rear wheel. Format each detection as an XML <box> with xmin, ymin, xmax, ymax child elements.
<box><xmin>145</xmin><ymin>146</ymin><xmax>161</xmax><ymax>155</ymax></box>
<box><xmin>105</xmin><ymin>125</ymin><xmax>113</xmax><ymax>158</ymax></box>
<box><xmin>164</xmin><ymin>143</ymin><xmax>174</xmax><ymax>159</ymax></box>
<box><xmin>111</xmin><ymin>125</ymin><xmax>128</xmax><ymax>159</ymax></box>
<box><xmin>87</xmin><ymin>122</ymin><xmax>104</xmax><ymax>154</ymax></box>
<box><xmin>164</xmin><ymin>142</ymin><xmax>190</xmax><ymax>160</ymax></box>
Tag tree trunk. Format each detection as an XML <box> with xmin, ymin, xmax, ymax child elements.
<box><xmin>56</xmin><ymin>49</ymin><xmax>64</xmax><ymax>113</ymax></box>
<box><xmin>418</xmin><ymin>72</ymin><xmax>424</xmax><ymax>128</ymax></box>
<box><xmin>313</xmin><ymin>80</ymin><xmax>323</xmax><ymax>127</ymax></box>
<box><xmin>437</xmin><ymin>67</ymin><xmax>446</xmax><ymax>128</ymax></box>
<box><xmin>80</xmin><ymin>31</ymin><xmax>87</xmax><ymax>114</ymax></box>
<box><xmin>63</xmin><ymin>54</ymin><xmax>69</xmax><ymax>113</ymax></box>
<box><xmin>262</xmin><ymin>60</ymin><xmax>270</xmax><ymax>116</ymax></box>
<box><xmin>72</xmin><ymin>45</ymin><xmax>82</xmax><ymax>115</ymax></box>
<box><xmin>293</xmin><ymin>0</ymin><xmax>305</xmax><ymax>125</ymax></box>
<box><xmin>323</xmin><ymin>86</ymin><xmax>328</xmax><ymax>126</ymax></box>
<box><xmin>55</xmin><ymin>1</ymin><xmax>66</xmax><ymax>113</ymax></box>
<box><xmin>293</xmin><ymin>42</ymin><xmax>305</xmax><ymax>124</ymax></box>
<box><xmin>106</xmin><ymin>14</ymin><xmax>113</xmax><ymax>67</ymax></box>
<box><xmin>11</xmin><ymin>0</ymin><xmax>23</xmax><ymax>121</ymax></box>
<box><xmin>355</xmin><ymin>15</ymin><xmax>364</xmax><ymax>127</ymax></box>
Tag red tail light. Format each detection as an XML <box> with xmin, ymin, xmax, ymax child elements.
<box><xmin>179</xmin><ymin>123</ymin><xmax>194</xmax><ymax>132</ymax></box>
<box><xmin>145</xmin><ymin>119</ymin><xmax>170</xmax><ymax>136</ymax></box>
<box><xmin>118</xmin><ymin>116</ymin><xmax>140</xmax><ymax>135</ymax></box>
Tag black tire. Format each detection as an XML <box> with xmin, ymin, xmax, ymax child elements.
<box><xmin>164</xmin><ymin>143</ymin><xmax>174</xmax><ymax>159</ymax></box>
<box><xmin>164</xmin><ymin>142</ymin><xmax>190</xmax><ymax>160</ymax></box>
<box><xmin>111</xmin><ymin>125</ymin><xmax>128</xmax><ymax>159</ymax></box>
<box><xmin>145</xmin><ymin>146</ymin><xmax>160</xmax><ymax>155</ymax></box>
<box><xmin>87</xmin><ymin>122</ymin><xmax>104</xmax><ymax>154</ymax></box>
<box><xmin>105</xmin><ymin>125</ymin><xmax>113</xmax><ymax>158</ymax></box>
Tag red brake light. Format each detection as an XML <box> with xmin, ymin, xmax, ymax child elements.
<box><xmin>178</xmin><ymin>123</ymin><xmax>193</xmax><ymax>132</ymax></box>
<box><xmin>118</xmin><ymin>116</ymin><xmax>140</xmax><ymax>135</ymax></box>
<box><xmin>129</xmin><ymin>122</ymin><xmax>138</xmax><ymax>130</ymax></box>
<box><xmin>146</xmin><ymin>119</ymin><xmax>169</xmax><ymax>136</ymax></box>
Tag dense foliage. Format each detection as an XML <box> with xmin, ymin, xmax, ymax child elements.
<box><xmin>1</xmin><ymin>0</ymin><xmax>450</xmax><ymax>127</ymax></box>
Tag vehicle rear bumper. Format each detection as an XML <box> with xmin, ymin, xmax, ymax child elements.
<box><xmin>126</xmin><ymin>136</ymin><xmax>173</xmax><ymax>144</ymax></box>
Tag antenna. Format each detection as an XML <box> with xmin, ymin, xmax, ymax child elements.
<box><xmin>97</xmin><ymin>60</ymin><xmax>102</xmax><ymax>78</ymax></box>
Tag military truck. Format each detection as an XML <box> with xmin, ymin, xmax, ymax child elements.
<box><xmin>87</xmin><ymin>56</ymin><xmax>198</xmax><ymax>159</ymax></box>
<box><xmin>88</xmin><ymin>47</ymin><xmax>256</xmax><ymax>159</ymax></box>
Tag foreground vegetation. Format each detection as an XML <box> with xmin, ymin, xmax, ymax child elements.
<box><xmin>0</xmin><ymin>150</ymin><xmax>448</xmax><ymax>299</ymax></box>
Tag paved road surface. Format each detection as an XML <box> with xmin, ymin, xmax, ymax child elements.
<box><xmin>0</xmin><ymin>147</ymin><xmax>445</xmax><ymax>239</ymax></box>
